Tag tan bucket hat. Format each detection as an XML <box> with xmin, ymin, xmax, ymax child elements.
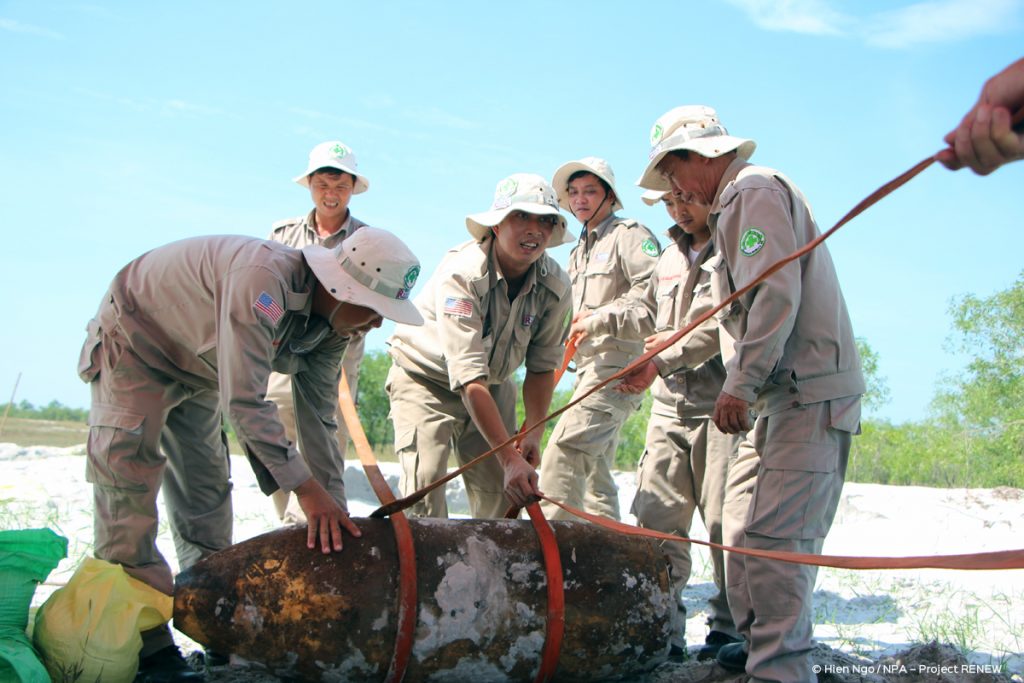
<box><xmin>466</xmin><ymin>173</ymin><xmax>573</xmax><ymax>245</ymax></box>
<box><xmin>551</xmin><ymin>156</ymin><xmax>624</xmax><ymax>213</ymax></box>
<box><xmin>302</xmin><ymin>227</ymin><xmax>423</xmax><ymax>325</ymax></box>
<box><xmin>637</xmin><ymin>106</ymin><xmax>756</xmax><ymax>191</ymax></box>
<box><xmin>640</xmin><ymin>189</ymin><xmax>666</xmax><ymax>206</ymax></box>
<box><xmin>294</xmin><ymin>140</ymin><xmax>370</xmax><ymax>194</ymax></box>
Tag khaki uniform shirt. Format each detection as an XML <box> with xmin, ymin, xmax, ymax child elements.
<box><xmin>707</xmin><ymin>158</ymin><xmax>865</xmax><ymax>416</ymax></box>
<box><xmin>269</xmin><ymin>208</ymin><xmax>367</xmax><ymax>250</ymax></box>
<box><xmin>602</xmin><ymin>230</ymin><xmax>726</xmax><ymax>418</ymax></box>
<box><xmin>572</xmin><ymin>214</ymin><xmax>661</xmax><ymax>367</ymax></box>
<box><xmin>92</xmin><ymin>235</ymin><xmax>348</xmax><ymax>493</ymax></box>
<box><xmin>388</xmin><ymin>238</ymin><xmax>571</xmax><ymax>391</ymax></box>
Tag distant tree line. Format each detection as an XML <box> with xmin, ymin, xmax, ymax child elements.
<box><xmin>1</xmin><ymin>399</ymin><xmax>89</xmax><ymax>423</ymax></box>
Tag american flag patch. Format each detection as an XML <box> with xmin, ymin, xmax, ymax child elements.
<box><xmin>253</xmin><ymin>291</ymin><xmax>284</xmax><ymax>325</ymax></box>
<box><xmin>443</xmin><ymin>296</ymin><xmax>473</xmax><ymax>318</ymax></box>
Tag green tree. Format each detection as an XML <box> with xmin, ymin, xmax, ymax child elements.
<box><xmin>856</xmin><ymin>337</ymin><xmax>890</xmax><ymax>414</ymax></box>
<box><xmin>355</xmin><ymin>349</ymin><xmax>395</xmax><ymax>449</ymax></box>
<box><xmin>614</xmin><ymin>392</ymin><xmax>653</xmax><ymax>471</ymax></box>
<box><xmin>929</xmin><ymin>271</ymin><xmax>1024</xmax><ymax>486</ymax></box>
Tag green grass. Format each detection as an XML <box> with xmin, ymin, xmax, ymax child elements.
<box><xmin>0</xmin><ymin>417</ymin><xmax>88</xmax><ymax>449</ymax></box>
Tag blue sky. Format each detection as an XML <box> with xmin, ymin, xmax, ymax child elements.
<box><xmin>0</xmin><ymin>0</ymin><xmax>1021</xmax><ymax>423</ymax></box>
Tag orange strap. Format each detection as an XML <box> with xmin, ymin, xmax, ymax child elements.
<box><xmin>371</xmin><ymin>148</ymin><xmax>929</xmax><ymax>519</ymax></box>
<box><xmin>540</xmin><ymin>495</ymin><xmax>1024</xmax><ymax>570</ymax></box>
<box><xmin>523</xmin><ymin>502</ymin><xmax>564</xmax><ymax>683</ymax></box>
<box><xmin>338</xmin><ymin>370</ymin><xmax>416</xmax><ymax>683</ymax></box>
<box><xmin>508</xmin><ymin>339</ymin><xmax>577</xmax><ymax>682</ymax></box>
<box><xmin>374</xmin><ymin>113</ymin><xmax>1024</xmax><ymax>572</ymax></box>
<box><xmin>374</xmin><ymin>337</ymin><xmax>579</xmax><ymax>519</ymax></box>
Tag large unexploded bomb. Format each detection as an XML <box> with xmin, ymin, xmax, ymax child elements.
<box><xmin>174</xmin><ymin>518</ymin><xmax>675</xmax><ymax>682</ymax></box>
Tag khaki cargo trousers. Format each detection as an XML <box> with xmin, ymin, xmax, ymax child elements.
<box><xmin>630</xmin><ymin>411</ymin><xmax>742</xmax><ymax>642</ymax></box>
<box><xmin>724</xmin><ymin>400</ymin><xmax>851</xmax><ymax>683</ymax></box>
<box><xmin>386</xmin><ymin>364</ymin><xmax>514</xmax><ymax>519</ymax></box>
<box><xmin>81</xmin><ymin>323</ymin><xmax>232</xmax><ymax>655</ymax></box>
<box><xmin>539</xmin><ymin>362</ymin><xmax>641</xmax><ymax>521</ymax></box>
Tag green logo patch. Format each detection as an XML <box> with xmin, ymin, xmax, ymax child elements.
<box><xmin>330</xmin><ymin>143</ymin><xmax>349</xmax><ymax>158</ymax></box>
<box><xmin>650</xmin><ymin>123</ymin><xmax>664</xmax><ymax>146</ymax></box>
<box><xmin>739</xmin><ymin>228</ymin><xmax>766</xmax><ymax>256</ymax></box>
<box><xmin>641</xmin><ymin>238</ymin><xmax>659</xmax><ymax>258</ymax></box>
<box><xmin>403</xmin><ymin>265</ymin><xmax>420</xmax><ymax>289</ymax></box>
<box><xmin>496</xmin><ymin>178</ymin><xmax>518</xmax><ymax>197</ymax></box>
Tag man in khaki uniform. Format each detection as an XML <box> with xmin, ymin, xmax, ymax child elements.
<box><xmin>639</xmin><ymin>106</ymin><xmax>865</xmax><ymax>682</ymax></box>
<box><xmin>266</xmin><ymin>140</ymin><xmax>370</xmax><ymax>522</ymax></box>
<box><xmin>538</xmin><ymin>157</ymin><xmax>660</xmax><ymax>521</ymax></box>
<box><xmin>615</xmin><ymin>188</ymin><xmax>743</xmax><ymax>661</ymax></box>
<box><xmin>387</xmin><ymin>173</ymin><xmax>573</xmax><ymax>518</ymax></box>
<box><xmin>78</xmin><ymin>229</ymin><xmax>422</xmax><ymax>681</ymax></box>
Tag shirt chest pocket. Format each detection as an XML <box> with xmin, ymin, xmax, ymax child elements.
<box><xmin>704</xmin><ymin>252</ymin><xmax>741</xmax><ymax>324</ymax></box>
<box><xmin>655</xmin><ymin>282</ymin><xmax>678</xmax><ymax>330</ymax></box>
<box><xmin>583</xmin><ymin>253</ymin><xmax>615</xmax><ymax>280</ymax></box>
<box><xmin>691</xmin><ymin>280</ymin><xmax>713</xmax><ymax>308</ymax></box>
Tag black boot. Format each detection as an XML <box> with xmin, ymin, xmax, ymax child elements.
<box><xmin>203</xmin><ymin>648</ymin><xmax>229</xmax><ymax>668</ymax></box>
<box><xmin>135</xmin><ymin>645</ymin><xmax>205</xmax><ymax>683</ymax></box>
<box><xmin>715</xmin><ymin>641</ymin><xmax>749</xmax><ymax>673</ymax></box>
<box><xmin>697</xmin><ymin>630</ymin><xmax>743</xmax><ymax>661</ymax></box>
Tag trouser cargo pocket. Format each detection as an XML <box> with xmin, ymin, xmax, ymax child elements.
<box><xmin>86</xmin><ymin>403</ymin><xmax>149</xmax><ymax>492</ymax></box>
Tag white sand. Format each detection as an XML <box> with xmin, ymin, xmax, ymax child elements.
<box><xmin>2</xmin><ymin>442</ymin><xmax>1021</xmax><ymax>676</ymax></box>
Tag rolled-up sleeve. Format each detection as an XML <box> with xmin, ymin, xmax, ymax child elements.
<box><xmin>436</xmin><ymin>272</ymin><xmax>490</xmax><ymax>392</ymax></box>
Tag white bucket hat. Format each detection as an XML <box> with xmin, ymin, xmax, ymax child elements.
<box><xmin>294</xmin><ymin>141</ymin><xmax>370</xmax><ymax>194</ymax></box>
<box><xmin>302</xmin><ymin>227</ymin><xmax>423</xmax><ymax>325</ymax></box>
<box><xmin>551</xmin><ymin>156</ymin><xmax>624</xmax><ymax>213</ymax></box>
<box><xmin>465</xmin><ymin>173</ymin><xmax>573</xmax><ymax>245</ymax></box>
<box><xmin>637</xmin><ymin>106</ymin><xmax>756</xmax><ymax>191</ymax></box>
<box><xmin>640</xmin><ymin>189</ymin><xmax>666</xmax><ymax>206</ymax></box>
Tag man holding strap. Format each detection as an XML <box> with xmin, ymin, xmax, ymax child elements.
<box><xmin>637</xmin><ymin>106</ymin><xmax>864</xmax><ymax>682</ymax></box>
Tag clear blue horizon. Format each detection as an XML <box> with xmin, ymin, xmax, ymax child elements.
<box><xmin>1</xmin><ymin>0</ymin><xmax>1021</xmax><ymax>423</ymax></box>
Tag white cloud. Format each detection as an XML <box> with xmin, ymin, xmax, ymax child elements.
<box><xmin>864</xmin><ymin>0</ymin><xmax>1022</xmax><ymax>48</ymax></box>
<box><xmin>0</xmin><ymin>17</ymin><xmax>64</xmax><ymax>39</ymax></box>
<box><xmin>724</xmin><ymin>0</ymin><xmax>849</xmax><ymax>35</ymax></box>
<box><xmin>727</xmin><ymin>0</ymin><xmax>1022</xmax><ymax>47</ymax></box>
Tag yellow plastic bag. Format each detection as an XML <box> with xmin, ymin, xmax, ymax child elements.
<box><xmin>32</xmin><ymin>558</ymin><xmax>172</xmax><ymax>683</ymax></box>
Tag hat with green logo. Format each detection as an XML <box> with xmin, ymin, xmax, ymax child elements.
<box><xmin>551</xmin><ymin>156</ymin><xmax>624</xmax><ymax>213</ymax></box>
<box><xmin>294</xmin><ymin>140</ymin><xmax>370</xmax><ymax>194</ymax></box>
<box><xmin>303</xmin><ymin>227</ymin><xmax>423</xmax><ymax>325</ymax></box>
<box><xmin>465</xmin><ymin>173</ymin><xmax>573</xmax><ymax>245</ymax></box>
<box><xmin>637</xmin><ymin>106</ymin><xmax>756</xmax><ymax>192</ymax></box>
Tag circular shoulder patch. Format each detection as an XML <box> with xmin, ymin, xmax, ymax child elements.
<box><xmin>739</xmin><ymin>228</ymin><xmax>766</xmax><ymax>256</ymax></box>
<box><xmin>641</xmin><ymin>238</ymin><xmax>659</xmax><ymax>258</ymax></box>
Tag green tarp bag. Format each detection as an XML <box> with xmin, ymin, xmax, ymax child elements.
<box><xmin>0</xmin><ymin>528</ymin><xmax>68</xmax><ymax>683</ymax></box>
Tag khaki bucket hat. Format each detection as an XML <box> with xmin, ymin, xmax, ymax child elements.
<box><xmin>302</xmin><ymin>227</ymin><xmax>423</xmax><ymax>325</ymax></box>
<box><xmin>640</xmin><ymin>189</ymin><xmax>666</xmax><ymax>206</ymax></box>
<box><xmin>637</xmin><ymin>106</ymin><xmax>756</xmax><ymax>191</ymax></box>
<box><xmin>294</xmin><ymin>140</ymin><xmax>370</xmax><ymax>194</ymax></box>
<box><xmin>466</xmin><ymin>173</ymin><xmax>573</xmax><ymax>245</ymax></box>
<box><xmin>551</xmin><ymin>156</ymin><xmax>624</xmax><ymax>213</ymax></box>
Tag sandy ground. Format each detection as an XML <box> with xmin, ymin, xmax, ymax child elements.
<box><xmin>2</xmin><ymin>442</ymin><xmax>1022</xmax><ymax>682</ymax></box>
